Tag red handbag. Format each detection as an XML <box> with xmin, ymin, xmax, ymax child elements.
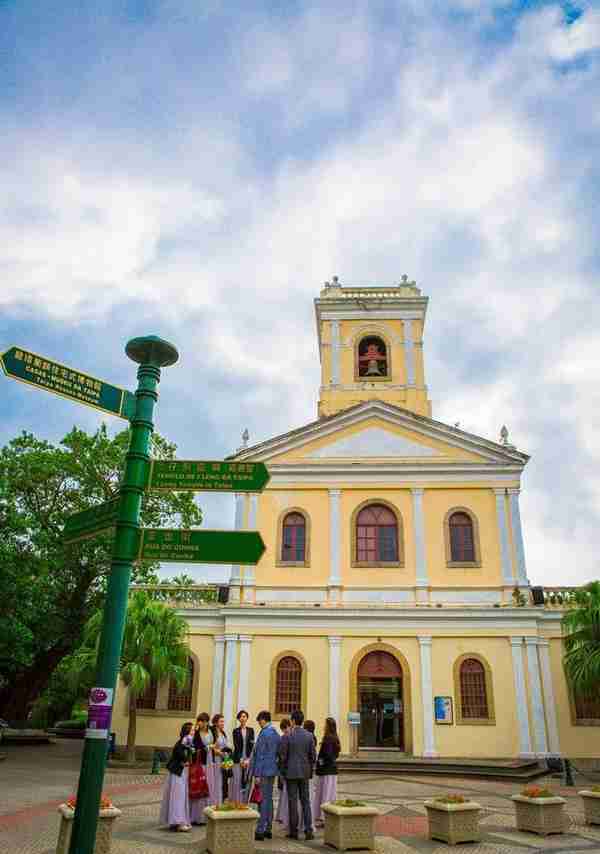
<box><xmin>249</xmin><ymin>781</ymin><xmax>262</xmax><ymax>805</ymax></box>
<box><xmin>189</xmin><ymin>761</ymin><xmax>209</xmax><ymax>799</ymax></box>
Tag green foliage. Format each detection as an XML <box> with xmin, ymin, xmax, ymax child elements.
<box><xmin>512</xmin><ymin>587</ymin><xmax>527</xmax><ymax>607</ymax></box>
<box><xmin>562</xmin><ymin>581</ymin><xmax>600</xmax><ymax>696</ymax></box>
<box><xmin>148</xmin><ymin>574</ymin><xmax>219</xmax><ymax>605</ymax></box>
<box><xmin>333</xmin><ymin>800</ymin><xmax>367</xmax><ymax>807</ymax></box>
<box><xmin>434</xmin><ymin>794</ymin><xmax>469</xmax><ymax>804</ymax></box>
<box><xmin>0</xmin><ymin>425</ymin><xmax>201</xmax><ymax>719</ymax></box>
<box><xmin>55</xmin><ymin>719</ymin><xmax>87</xmax><ymax>730</ymax></box>
<box><xmin>74</xmin><ymin>591</ymin><xmax>192</xmax><ymax>760</ymax></box>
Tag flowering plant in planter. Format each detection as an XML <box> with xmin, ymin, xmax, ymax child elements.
<box><xmin>425</xmin><ymin>794</ymin><xmax>481</xmax><ymax>845</ymax></box>
<box><xmin>66</xmin><ymin>795</ymin><xmax>114</xmax><ymax>810</ymax></box>
<box><xmin>332</xmin><ymin>799</ymin><xmax>367</xmax><ymax>807</ymax></box>
<box><xmin>215</xmin><ymin>801</ymin><xmax>250</xmax><ymax>811</ymax></box>
<box><xmin>434</xmin><ymin>794</ymin><xmax>470</xmax><ymax>804</ymax></box>
<box><xmin>579</xmin><ymin>787</ymin><xmax>600</xmax><ymax>826</ymax></box>
<box><xmin>512</xmin><ymin>785</ymin><xmax>565</xmax><ymax>836</ymax></box>
<box><xmin>520</xmin><ymin>786</ymin><xmax>554</xmax><ymax>799</ymax></box>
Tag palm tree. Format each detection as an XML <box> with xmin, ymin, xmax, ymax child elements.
<box><xmin>562</xmin><ymin>580</ymin><xmax>600</xmax><ymax>700</ymax></box>
<box><xmin>77</xmin><ymin>591</ymin><xmax>191</xmax><ymax>762</ymax></box>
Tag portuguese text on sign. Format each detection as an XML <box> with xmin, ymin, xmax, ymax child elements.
<box><xmin>64</xmin><ymin>498</ymin><xmax>120</xmax><ymax>544</ymax></box>
<box><xmin>1</xmin><ymin>346</ymin><xmax>136</xmax><ymax>420</ymax></box>
<box><xmin>149</xmin><ymin>459</ymin><xmax>270</xmax><ymax>492</ymax></box>
<box><xmin>140</xmin><ymin>528</ymin><xmax>266</xmax><ymax>565</ymax></box>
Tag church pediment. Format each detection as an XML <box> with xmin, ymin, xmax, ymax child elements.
<box><xmin>306</xmin><ymin>426</ymin><xmax>440</xmax><ymax>459</ymax></box>
<box><xmin>230</xmin><ymin>400</ymin><xmax>529</xmax><ymax>469</ymax></box>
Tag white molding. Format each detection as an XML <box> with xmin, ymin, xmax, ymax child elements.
<box><xmin>223</xmin><ymin>634</ymin><xmax>238</xmax><ymax>731</ymax></box>
<box><xmin>412</xmin><ymin>488</ymin><xmax>428</xmax><ymax>586</ymax></box>
<box><xmin>537</xmin><ymin>640</ymin><xmax>560</xmax><ymax>755</ymax></box>
<box><xmin>329</xmin><ymin>636</ymin><xmax>342</xmax><ymax>721</ymax></box>
<box><xmin>524</xmin><ymin>636</ymin><xmax>548</xmax><ymax>756</ymax></box>
<box><xmin>233</xmin><ymin>400</ymin><xmax>528</xmax><ymax>467</ymax></box>
<box><xmin>248</xmin><ymin>494</ymin><xmax>258</xmax><ymax>529</ymax></box>
<box><xmin>494</xmin><ymin>489</ymin><xmax>514</xmax><ymax>585</ymax></box>
<box><xmin>430</xmin><ymin>589</ymin><xmax>502</xmax><ymax>604</ymax></box>
<box><xmin>510</xmin><ymin>637</ymin><xmax>532</xmax><ymax>756</ymax></box>
<box><xmin>268</xmin><ymin>469</ymin><xmax>522</xmax><ymax>485</ymax></box>
<box><xmin>229</xmin><ymin>493</ymin><xmax>245</xmax><ymax>587</ymax></box>
<box><xmin>211</xmin><ymin>635</ymin><xmax>226</xmax><ymax>716</ymax></box>
<box><xmin>320</xmin><ymin>310</ymin><xmax>424</xmax><ymax>320</ymax></box>
<box><xmin>237</xmin><ymin>635</ymin><xmax>252</xmax><ymax>715</ymax></box>
<box><xmin>329</xmin><ymin>489</ymin><xmax>342</xmax><ymax>586</ymax></box>
<box><xmin>509</xmin><ymin>490</ymin><xmax>529</xmax><ymax>587</ymax></box>
<box><xmin>343</xmin><ymin>589</ymin><xmax>414</xmax><ymax>603</ymax></box>
<box><xmin>402</xmin><ymin>319</ymin><xmax>416</xmax><ymax>387</ymax></box>
<box><xmin>418</xmin><ymin>636</ymin><xmax>437</xmax><ymax>757</ymax></box>
<box><xmin>330</xmin><ymin>320</ymin><xmax>340</xmax><ymax>385</ymax></box>
<box><xmin>256</xmin><ymin>588</ymin><xmax>328</xmax><ymax>603</ymax></box>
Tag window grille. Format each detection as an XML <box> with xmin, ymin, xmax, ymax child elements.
<box><xmin>168</xmin><ymin>658</ymin><xmax>194</xmax><ymax>712</ymax></box>
<box><xmin>356</xmin><ymin>504</ymin><xmax>398</xmax><ymax>562</ymax></box>
<box><xmin>136</xmin><ymin>678</ymin><xmax>158</xmax><ymax>710</ymax></box>
<box><xmin>449</xmin><ymin>512</ymin><xmax>475</xmax><ymax>562</ymax></box>
<box><xmin>275</xmin><ymin>656</ymin><xmax>302</xmax><ymax>715</ymax></box>
<box><xmin>282</xmin><ymin>513</ymin><xmax>306</xmax><ymax>562</ymax></box>
<box><xmin>459</xmin><ymin>658</ymin><xmax>489</xmax><ymax>719</ymax></box>
<box><xmin>575</xmin><ymin>690</ymin><xmax>600</xmax><ymax>720</ymax></box>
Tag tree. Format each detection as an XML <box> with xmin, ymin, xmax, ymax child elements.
<box><xmin>562</xmin><ymin>580</ymin><xmax>600</xmax><ymax>698</ymax></box>
<box><xmin>75</xmin><ymin>591</ymin><xmax>191</xmax><ymax>761</ymax></box>
<box><xmin>0</xmin><ymin>425</ymin><xmax>201</xmax><ymax>720</ymax></box>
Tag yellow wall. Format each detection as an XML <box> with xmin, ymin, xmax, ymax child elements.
<box><xmin>549</xmin><ymin>638</ymin><xmax>600</xmax><ymax>757</ymax></box>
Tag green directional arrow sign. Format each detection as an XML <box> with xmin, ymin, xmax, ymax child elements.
<box><xmin>139</xmin><ymin>528</ymin><xmax>266</xmax><ymax>565</ymax></box>
<box><xmin>64</xmin><ymin>498</ymin><xmax>120</xmax><ymax>544</ymax></box>
<box><xmin>1</xmin><ymin>346</ymin><xmax>136</xmax><ymax>420</ymax></box>
<box><xmin>149</xmin><ymin>459</ymin><xmax>270</xmax><ymax>493</ymax></box>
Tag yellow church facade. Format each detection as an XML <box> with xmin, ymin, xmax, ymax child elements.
<box><xmin>112</xmin><ymin>278</ymin><xmax>599</xmax><ymax>760</ymax></box>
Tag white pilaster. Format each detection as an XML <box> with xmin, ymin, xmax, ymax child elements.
<box><xmin>508</xmin><ymin>488</ymin><xmax>529</xmax><ymax>587</ymax></box>
<box><xmin>411</xmin><ymin>489</ymin><xmax>428</xmax><ymax>593</ymax></box>
<box><xmin>418</xmin><ymin>636</ymin><xmax>437</xmax><ymax>757</ymax></box>
<box><xmin>510</xmin><ymin>637</ymin><xmax>533</xmax><ymax>757</ymax></box>
<box><xmin>494</xmin><ymin>488</ymin><xmax>513</xmax><ymax>585</ymax></box>
<box><xmin>537</xmin><ymin>639</ymin><xmax>560</xmax><ymax>756</ymax></box>
<box><xmin>402</xmin><ymin>319</ymin><xmax>415</xmax><ymax>386</ymax></box>
<box><xmin>525</xmin><ymin>636</ymin><xmax>549</xmax><ymax>756</ymax></box>
<box><xmin>211</xmin><ymin>635</ymin><xmax>226</xmax><ymax>715</ymax></box>
<box><xmin>331</xmin><ymin>320</ymin><xmax>340</xmax><ymax>385</ymax></box>
<box><xmin>229</xmin><ymin>493</ymin><xmax>245</xmax><ymax>602</ymax></box>
<box><xmin>328</xmin><ymin>636</ymin><xmax>342</xmax><ymax>721</ymax></box>
<box><xmin>237</xmin><ymin>635</ymin><xmax>253</xmax><ymax>715</ymax></box>
<box><xmin>223</xmin><ymin>633</ymin><xmax>238</xmax><ymax>731</ymax></box>
<box><xmin>328</xmin><ymin>489</ymin><xmax>342</xmax><ymax>589</ymax></box>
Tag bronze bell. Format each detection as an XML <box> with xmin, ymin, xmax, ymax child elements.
<box><xmin>365</xmin><ymin>359</ymin><xmax>381</xmax><ymax>376</ymax></box>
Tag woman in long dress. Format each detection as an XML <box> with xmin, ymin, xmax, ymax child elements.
<box><xmin>159</xmin><ymin>722</ymin><xmax>194</xmax><ymax>832</ymax></box>
<box><xmin>230</xmin><ymin>709</ymin><xmax>255</xmax><ymax>803</ymax></box>
<box><xmin>312</xmin><ymin>717</ymin><xmax>341</xmax><ymax>827</ymax></box>
<box><xmin>189</xmin><ymin>713</ymin><xmax>213</xmax><ymax>825</ymax></box>
<box><xmin>304</xmin><ymin>719</ymin><xmax>318</xmax><ymax>817</ymax></box>
<box><xmin>209</xmin><ymin>713</ymin><xmax>231</xmax><ymax>805</ymax></box>
<box><xmin>276</xmin><ymin>718</ymin><xmax>291</xmax><ymax>828</ymax></box>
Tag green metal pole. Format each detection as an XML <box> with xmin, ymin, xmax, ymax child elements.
<box><xmin>68</xmin><ymin>336</ymin><xmax>178</xmax><ymax>854</ymax></box>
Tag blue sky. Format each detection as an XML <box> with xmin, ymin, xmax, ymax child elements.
<box><xmin>1</xmin><ymin>0</ymin><xmax>599</xmax><ymax>585</ymax></box>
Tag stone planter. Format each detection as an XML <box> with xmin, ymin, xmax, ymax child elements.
<box><xmin>511</xmin><ymin>795</ymin><xmax>566</xmax><ymax>836</ymax></box>
<box><xmin>56</xmin><ymin>804</ymin><xmax>122</xmax><ymax>854</ymax></box>
<box><xmin>204</xmin><ymin>805</ymin><xmax>259</xmax><ymax>854</ymax></box>
<box><xmin>322</xmin><ymin>803</ymin><xmax>380</xmax><ymax>851</ymax></box>
<box><xmin>424</xmin><ymin>800</ymin><xmax>482</xmax><ymax>845</ymax></box>
<box><xmin>579</xmin><ymin>791</ymin><xmax>600</xmax><ymax>826</ymax></box>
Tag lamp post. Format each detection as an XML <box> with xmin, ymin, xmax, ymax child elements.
<box><xmin>68</xmin><ymin>336</ymin><xmax>178</xmax><ymax>854</ymax></box>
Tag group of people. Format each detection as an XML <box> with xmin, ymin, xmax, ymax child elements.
<box><xmin>160</xmin><ymin>707</ymin><xmax>341</xmax><ymax>840</ymax></box>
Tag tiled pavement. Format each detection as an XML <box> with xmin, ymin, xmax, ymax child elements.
<box><xmin>2</xmin><ymin>741</ymin><xmax>600</xmax><ymax>853</ymax></box>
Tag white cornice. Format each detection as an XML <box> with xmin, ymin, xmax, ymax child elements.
<box><xmin>233</xmin><ymin>400</ymin><xmax>528</xmax><ymax>467</ymax></box>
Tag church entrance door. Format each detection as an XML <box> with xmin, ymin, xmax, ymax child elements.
<box><xmin>357</xmin><ymin>651</ymin><xmax>404</xmax><ymax>750</ymax></box>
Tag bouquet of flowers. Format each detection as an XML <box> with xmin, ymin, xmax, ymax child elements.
<box><xmin>221</xmin><ymin>757</ymin><xmax>234</xmax><ymax>772</ymax></box>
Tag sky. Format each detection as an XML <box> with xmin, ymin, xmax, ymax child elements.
<box><xmin>1</xmin><ymin>0</ymin><xmax>599</xmax><ymax>586</ymax></box>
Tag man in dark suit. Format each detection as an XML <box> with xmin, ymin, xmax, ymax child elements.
<box><xmin>278</xmin><ymin>709</ymin><xmax>316</xmax><ymax>840</ymax></box>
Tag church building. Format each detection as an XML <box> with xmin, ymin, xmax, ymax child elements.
<box><xmin>112</xmin><ymin>278</ymin><xmax>597</xmax><ymax>760</ymax></box>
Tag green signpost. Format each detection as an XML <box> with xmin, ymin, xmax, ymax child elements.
<box><xmin>63</xmin><ymin>498</ymin><xmax>120</xmax><ymax>544</ymax></box>
<box><xmin>139</xmin><ymin>527</ymin><xmax>266</xmax><ymax>565</ymax></box>
<box><xmin>2</xmin><ymin>334</ymin><xmax>270</xmax><ymax>854</ymax></box>
<box><xmin>149</xmin><ymin>458</ymin><xmax>270</xmax><ymax>492</ymax></box>
<box><xmin>0</xmin><ymin>345</ymin><xmax>136</xmax><ymax>420</ymax></box>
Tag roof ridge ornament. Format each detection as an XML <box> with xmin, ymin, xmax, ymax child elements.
<box><xmin>237</xmin><ymin>428</ymin><xmax>249</xmax><ymax>452</ymax></box>
<box><xmin>398</xmin><ymin>274</ymin><xmax>417</xmax><ymax>287</ymax></box>
<box><xmin>500</xmin><ymin>425</ymin><xmax>516</xmax><ymax>449</ymax></box>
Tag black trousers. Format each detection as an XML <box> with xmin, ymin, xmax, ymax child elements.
<box><xmin>287</xmin><ymin>778</ymin><xmax>313</xmax><ymax>836</ymax></box>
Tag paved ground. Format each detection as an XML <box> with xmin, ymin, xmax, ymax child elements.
<box><xmin>1</xmin><ymin>741</ymin><xmax>600</xmax><ymax>853</ymax></box>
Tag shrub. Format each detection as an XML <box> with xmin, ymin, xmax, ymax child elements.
<box><xmin>333</xmin><ymin>799</ymin><xmax>367</xmax><ymax>808</ymax></box>
<box><xmin>214</xmin><ymin>801</ymin><xmax>249</xmax><ymax>812</ymax></box>
<box><xmin>521</xmin><ymin>785</ymin><xmax>553</xmax><ymax>799</ymax></box>
<box><xmin>434</xmin><ymin>794</ymin><xmax>469</xmax><ymax>804</ymax></box>
<box><xmin>591</xmin><ymin>786</ymin><xmax>600</xmax><ymax>794</ymax></box>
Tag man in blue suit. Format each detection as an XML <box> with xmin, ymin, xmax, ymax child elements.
<box><xmin>250</xmin><ymin>710</ymin><xmax>281</xmax><ymax>840</ymax></box>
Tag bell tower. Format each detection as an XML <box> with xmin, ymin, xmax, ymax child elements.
<box><xmin>315</xmin><ymin>275</ymin><xmax>432</xmax><ymax>418</ymax></box>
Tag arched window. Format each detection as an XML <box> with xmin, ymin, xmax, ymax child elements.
<box><xmin>136</xmin><ymin>678</ymin><xmax>158</xmax><ymax>710</ymax></box>
<box><xmin>459</xmin><ymin>658</ymin><xmax>489</xmax><ymax>720</ymax></box>
<box><xmin>357</xmin><ymin>335</ymin><xmax>388</xmax><ymax>379</ymax></box>
<box><xmin>449</xmin><ymin>512</ymin><xmax>476</xmax><ymax>562</ymax></box>
<box><xmin>275</xmin><ymin>656</ymin><xmax>302</xmax><ymax>715</ymax></box>
<box><xmin>168</xmin><ymin>657</ymin><xmax>195</xmax><ymax>712</ymax></box>
<box><xmin>356</xmin><ymin>504</ymin><xmax>398</xmax><ymax>563</ymax></box>
<box><xmin>282</xmin><ymin>512</ymin><xmax>306</xmax><ymax>563</ymax></box>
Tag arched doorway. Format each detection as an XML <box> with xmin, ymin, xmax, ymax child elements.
<box><xmin>358</xmin><ymin>651</ymin><xmax>404</xmax><ymax>750</ymax></box>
